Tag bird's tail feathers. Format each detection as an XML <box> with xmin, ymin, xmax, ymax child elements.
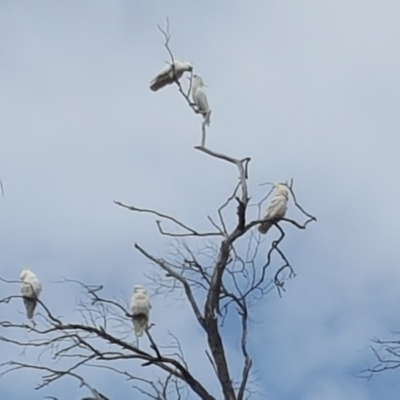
<box><xmin>150</xmin><ymin>79</ymin><xmax>167</xmax><ymax>92</ymax></box>
<box><xmin>150</xmin><ymin>72</ymin><xmax>176</xmax><ymax>91</ymax></box>
<box><xmin>23</xmin><ymin>297</ymin><xmax>37</xmax><ymax>319</ymax></box>
<box><xmin>204</xmin><ymin>110</ymin><xmax>211</xmax><ymax>127</ymax></box>
<box><xmin>133</xmin><ymin>314</ymin><xmax>148</xmax><ymax>337</ymax></box>
<box><xmin>258</xmin><ymin>220</ymin><xmax>273</xmax><ymax>235</ymax></box>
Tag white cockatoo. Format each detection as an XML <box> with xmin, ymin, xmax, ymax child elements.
<box><xmin>191</xmin><ymin>74</ymin><xmax>211</xmax><ymax>126</ymax></box>
<box><xmin>150</xmin><ymin>61</ymin><xmax>193</xmax><ymax>92</ymax></box>
<box><xmin>258</xmin><ymin>184</ymin><xmax>289</xmax><ymax>234</ymax></box>
<box><xmin>20</xmin><ymin>268</ymin><xmax>42</xmax><ymax>320</ymax></box>
<box><xmin>129</xmin><ymin>285</ymin><xmax>151</xmax><ymax>337</ymax></box>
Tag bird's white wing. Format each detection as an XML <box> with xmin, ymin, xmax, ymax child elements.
<box><xmin>21</xmin><ymin>273</ymin><xmax>42</xmax><ymax>298</ymax></box>
<box><xmin>150</xmin><ymin>64</ymin><xmax>174</xmax><ymax>92</ymax></box>
<box><xmin>150</xmin><ymin>61</ymin><xmax>192</xmax><ymax>92</ymax></box>
<box><xmin>132</xmin><ymin>296</ymin><xmax>150</xmax><ymax>317</ymax></box>
<box><xmin>264</xmin><ymin>195</ymin><xmax>287</xmax><ymax>220</ymax></box>
<box><xmin>193</xmin><ymin>88</ymin><xmax>209</xmax><ymax>113</ymax></box>
<box><xmin>258</xmin><ymin>194</ymin><xmax>288</xmax><ymax>234</ymax></box>
<box><xmin>130</xmin><ymin>292</ymin><xmax>150</xmax><ymax>337</ymax></box>
<box><xmin>20</xmin><ymin>271</ymin><xmax>42</xmax><ymax>319</ymax></box>
<box><xmin>193</xmin><ymin>88</ymin><xmax>211</xmax><ymax>126</ymax></box>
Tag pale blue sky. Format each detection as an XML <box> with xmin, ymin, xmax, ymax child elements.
<box><xmin>1</xmin><ymin>1</ymin><xmax>400</xmax><ymax>399</ymax></box>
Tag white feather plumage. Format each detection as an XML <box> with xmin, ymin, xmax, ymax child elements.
<box><xmin>20</xmin><ymin>268</ymin><xmax>42</xmax><ymax>319</ymax></box>
<box><xmin>129</xmin><ymin>285</ymin><xmax>151</xmax><ymax>337</ymax></box>
<box><xmin>258</xmin><ymin>184</ymin><xmax>289</xmax><ymax>234</ymax></box>
<box><xmin>191</xmin><ymin>74</ymin><xmax>211</xmax><ymax>126</ymax></box>
<box><xmin>150</xmin><ymin>61</ymin><xmax>193</xmax><ymax>92</ymax></box>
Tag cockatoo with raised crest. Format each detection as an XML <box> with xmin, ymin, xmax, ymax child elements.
<box><xmin>258</xmin><ymin>184</ymin><xmax>289</xmax><ymax>234</ymax></box>
<box><xmin>191</xmin><ymin>74</ymin><xmax>211</xmax><ymax>126</ymax></box>
<box><xmin>20</xmin><ymin>268</ymin><xmax>42</xmax><ymax>320</ymax></box>
<box><xmin>129</xmin><ymin>285</ymin><xmax>151</xmax><ymax>337</ymax></box>
<box><xmin>150</xmin><ymin>61</ymin><xmax>193</xmax><ymax>92</ymax></box>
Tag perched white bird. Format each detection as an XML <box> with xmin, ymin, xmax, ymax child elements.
<box><xmin>150</xmin><ymin>61</ymin><xmax>193</xmax><ymax>92</ymax></box>
<box><xmin>129</xmin><ymin>285</ymin><xmax>151</xmax><ymax>337</ymax></box>
<box><xmin>20</xmin><ymin>268</ymin><xmax>42</xmax><ymax>320</ymax></box>
<box><xmin>258</xmin><ymin>184</ymin><xmax>289</xmax><ymax>234</ymax></box>
<box><xmin>191</xmin><ymin>74</ymin><xmax>211</xmax><ymax>126</ymax></box>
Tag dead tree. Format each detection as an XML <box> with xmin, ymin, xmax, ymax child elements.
<box><xmin>359</xmin><ymin>337</ymin><xmax>400</xmax><ymax>379</ymax></box>
<box><xmin>0</xmin><ymin>23</ymin><xmax>316</xmax><ymax>400</ymax></box>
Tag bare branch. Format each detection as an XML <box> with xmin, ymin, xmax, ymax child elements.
<box><xmin>134</xmin><ymin>243</ymin><xmax>205</xmax><ymax>330</ymax></box>
<box><xmin>284</xmin><ymin>179</ymin><xmax>317</xmax><ymax>222</ymax></box>
<box><xmin>114</xmin><ymin>201</ymin><xmax>222</xmax><ymax>237</ymax></box>
<box><xmin>195</xmin><ymin>146</ymin><xmax>250</xmax><ymax>205</ymax></box>
<box><xmin>237</xmin><ymin>299</ymin><xmax>252</xmax><ymax>400</ymax></box>
<box><xmin>157</xmin><ymin>21</ymin><xmax>197</xmax><ymax>112</ymax></box>
<box><xmin>0</xmin><ymin>362</ymin><xmax>109</xmax><ymax>399</ymax></box>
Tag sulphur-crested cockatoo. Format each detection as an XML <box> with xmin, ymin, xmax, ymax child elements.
<box><xmin>258</xmin><ymin>184</ymin><xmax>289</xmax><ymax>234</ymax></box>
<box><xmin>191</xmin><ymin>74</ymin><xmax>211</xmax><ymax>126</ymax></box>
<box><xmin>20</xmin><ymin>268</ymin><xmax>42</xmax><ymax>319</ymax></box>
<box><xmin>129</xmin><ymin>285</ymin><xmax>151</xmax><ymax>337</ymax></box>
<box><xmin>150</xmin><ymin>61</ymin><xmax>193</xmax><ymax>92</ymax></box>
